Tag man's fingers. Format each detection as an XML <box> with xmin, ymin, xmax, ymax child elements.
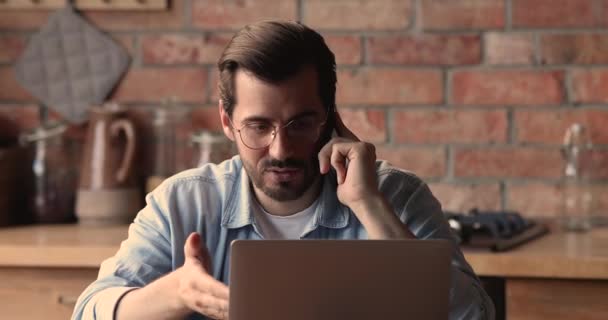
<box><xmin>330</xmin><ymin>145</ymin><xmax>348</xmax><ymax>184</ymax></box>
<box><xmin>184</xmin><ymin>232</ymin><xmax>201</xmax><ymax>259</ymax></box>
<box><xmin>334</xmin><ymin>112</ymin><xmax>359</xmax><ymax>141</ymax></box>
<box><xmin>184</xmin><ymin>232</ymin><xmax>213</xmax><ymax>272</ymax></box>
<box><xmin>318</xmin><ymin>138</ymin><xmax>349</xmax><ymax>174</ymax></box>
<box><xmin>193</xmin><ymin>294</ymin><xmax>229</xmax><ymax>320</ymax></box>
<box><xmin>193</xmin><ymin>273</ymin><xmax>230</xmax><ymax>300</ymax></box>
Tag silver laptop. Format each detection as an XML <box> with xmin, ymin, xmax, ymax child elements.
<box><xmin>229</xmin><ymin>239</ymin><xmax>451</xmax><ymax>320</ymax></box>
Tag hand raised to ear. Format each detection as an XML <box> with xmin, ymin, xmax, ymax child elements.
<box><xmin>318</xmin><ymin>112</ymin><xmax>379</xmax><ymax>207</ymax></box>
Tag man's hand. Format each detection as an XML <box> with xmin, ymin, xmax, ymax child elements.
<box><xmin>318</xmin><ymin>112</ymin><xmax>414</xmax><ymax>239</ymax></box>
<box><xmin>318</xmin><ymin>113</ymin><xmax>380</xmax><ymax>208</ymax></box>
<box><xmin>174</xmin><ymin>232</ymin><xmax>230</xmax><ymax>319</ymax></box>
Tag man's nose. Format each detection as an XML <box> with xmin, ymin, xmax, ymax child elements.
<box><xmin>268</xmin><ymin>128</ymin><xmax>294</xmax><ymax>160</ymax></box>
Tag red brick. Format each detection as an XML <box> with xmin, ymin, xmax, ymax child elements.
<box><xmin>376</xmin><ymin>146</ymin><xmax>446</xmax><ymax>179</ymax></box>
<box><xmin>323</xmin><ymin>35</ymin><xmax>362</xmax><ymax>65</ymax></box>
<box><xmin>367</xmin><ymin>34</ymin><xmax>480</xmax><ymax>66</ymax></box>
<box><xmin>393</xmin><ymin>110</ymin><xmax>507</xmax><ymax>144</ymax></box>
<box><xmin>338</xmin><ymin>109</ymin><xmax>386</xmax><ymax>143</ymax></box>
<box><xmin>589</xmin><ymin>150</ymin><xmax>608</xmax><ymax>179</ymax></box>
<box><xmin>541</xmin><ymin>34</ymin><xmax>608</xmax><ymax>64</ymax></box>
<box><xmin>515</xmin><ymin>109</ymin><xmax>608</xmax><ymax>145</ymax></box>
<box><xmin>454</xmin><ymin>147</ymin><xmax>562</xmax><ymax>178</ymax></box>
<box><xmin>83</xmin><ymin>0</ymin><xmax>185</xmax><ymax>31</ymax></box>
<box><xmin>142</xmin><ymin>33</ymin><xmax>232</xmax><ymax>65</ymax></box>
<box><xmin>0</xmin><ymin>35</ymin><xmax>26</xmax><ymax>63</ymax></box>
<box><xmin>192</xmin><ymin>0</ymin><xmax>297</xmax><ymax>30</ymax></box>
<box><xmin>304</xmin><ymin>0</ymin><xmax>412</xmax><ymax>30</ymax></box>
<box><xmin>571</xmin><ymin>69</ymin><xmax>608</xmax><ymax>103</ymax></box>
<box><xmin>420</xmin><ymin>0</ymin><xmax>505</xmax><ymax>30</ymax></box>
<box><xmin>0</xmin><ymin>67</ymin><xmax>34</xmax><ymax>101</ymax></box>
<box><xmin>602</xmin><ymin>0</ymin><xmax>608</xmax><ymax>27</ymax></box>
<box><xmin>506</xmin><ymin>183</ymin><xmax>563</xmax><ymax>217</ymax></box>
<box><xmin>337</xmin><ymin>68</ymin><xmax>443</xmax><ymax>105</ymax></box>
<box><xmin>512</xmin><ymin>0</ymin><xmax>598</xmax><ymax>28</ymax></box>
<box><xmin>451</xmin><ymin>70</ymin><xmax>564</xmax><ymax>106</ymax></box>
<box><xmin>191</xmin><ymin>106</ymin><xmax>223</xmax><ymax>132</ymax></box>
<box><xmin>111</xmin><ymin>68</ymin><xmax>207</xmax><ymax>103</ymax></box>
<box><xmin>485</xmin><ymin>33</ymin><xmax>535</xmax><ymax>65</ymax></box>
<box><xmin>428</xmin><ymin>183</ymin><xmax>502</xmax><ymax>212</ymax></box>
<box><xmin>214</xmin><ymin>68</ymin><xmax>443</xmax><ymax>106</ymax></box>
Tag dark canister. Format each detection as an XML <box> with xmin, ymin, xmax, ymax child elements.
<box><xmin>19</xmin><ymin>122</ymin><xmax>77</xmax><ymax>224</ymax></box>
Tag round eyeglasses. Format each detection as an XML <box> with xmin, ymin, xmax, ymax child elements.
<box><xmin>230</xmin><ymin>112</ymin><xmax>328</xmax><ymax>150</ymax></box>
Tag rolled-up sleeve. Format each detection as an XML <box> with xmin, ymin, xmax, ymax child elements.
<box><xmin>71</xmin><ymin>190</ymin><xmax>174</xmax><ymax>320</ymax></box>
<box><xmin>391</xmin><ymin>174</ymin><xmax>496</xmax><ymax>319</ymax></box>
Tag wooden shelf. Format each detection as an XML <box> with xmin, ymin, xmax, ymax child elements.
<box><xmin>0</xmin><ymin>0</ymin><xmax>168</xmax><ymax>11</ymax></box>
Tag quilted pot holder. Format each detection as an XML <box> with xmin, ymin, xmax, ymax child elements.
<box><xmin>14</xmin><ymin>5</ymin><xmax>130</xmax><ymax>123</ymax></box>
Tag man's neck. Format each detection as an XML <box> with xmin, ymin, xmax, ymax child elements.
<box><xmin>253</xmin><ymin>177</ymin><xmax>322</xmax><ymax>216</ymax></box>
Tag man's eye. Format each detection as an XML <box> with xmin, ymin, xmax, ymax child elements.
<box><xmin>246</xmin><ymin>123</ymin><xmax>272</xmax><ymax>133</ymax></box>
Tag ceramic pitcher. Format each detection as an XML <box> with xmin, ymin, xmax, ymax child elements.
<box><xmin>76</xmin><ymin>102</ymin><xmax>140</xmax><ymax>225</ymax></box>
<box><xmin>78</xmin><ymin>103</ymin><xmax>136</xmax><ymax>189</ymax></box>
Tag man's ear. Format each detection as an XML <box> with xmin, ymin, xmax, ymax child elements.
<box><xmin>219</xmin><ymin>101</ymin><xmax>236</xmax><ymax>141</ymax></box>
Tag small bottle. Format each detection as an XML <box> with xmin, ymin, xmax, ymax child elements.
<box><xmin>560</xmin><ymin>123</ymin><xmax>593</xmax><ymax>232</ymax></box>
<box><xmin>191</xmin><ymin>131</ymin><xmax>234</xmax><ymax>167</ymax></box>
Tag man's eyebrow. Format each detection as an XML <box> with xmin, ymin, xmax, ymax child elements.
<box><xmin>286</xmin><ymin>111</ymin><xmax>321</xmax><ymax>122</ymax></box>
<box><xmin>241</xmin><ymin>116</ymin><xmax>273</xmax><ymax>123</ymax></box>
<box><xmin>241</xmin><ymin>110</ymin><xmax>321</xmax><ymax>123</ymax></box>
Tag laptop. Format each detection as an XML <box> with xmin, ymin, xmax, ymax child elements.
<box><xmin>229</xmin><ymin>239</ymin><xmax>452</xmax><ymax>320</ymax></box>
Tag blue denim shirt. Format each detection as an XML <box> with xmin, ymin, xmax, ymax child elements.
<box><xmin>72</xmin><ymin>156</ymin><xmax>495</xmax><ymax>320</ymax></box>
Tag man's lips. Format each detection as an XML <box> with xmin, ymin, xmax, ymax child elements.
<box><xmin>264</xmin><ymin>167</ymin><xmax>302</xmax><ymax>181</ymax></box>
<box><xmin>265</xmin><ymin>167</ymin><xmax>301</xmax><ymax>173</ymax></box>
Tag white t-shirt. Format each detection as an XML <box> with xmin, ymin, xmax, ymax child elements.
<box><xmin>252</xmin><ymin>198</ymin><xmax>317</xmax><ymax>239</ymax></box>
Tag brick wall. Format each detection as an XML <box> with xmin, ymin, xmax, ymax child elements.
<box><xmin>1</xmin><ymin>0</ymin><xmax>607</xmax><ymax>219</ymax></box>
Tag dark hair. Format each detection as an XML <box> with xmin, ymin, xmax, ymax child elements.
<box><xmin>217</xmin><ymin>20</ymin><xmax>337</xmax><ymax>121</ymax></box>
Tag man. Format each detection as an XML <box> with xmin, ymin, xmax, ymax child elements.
<box><xmin>72</xmin><ymin>20</ymin><xmax>495</xmax><ymax>320</ymax></box>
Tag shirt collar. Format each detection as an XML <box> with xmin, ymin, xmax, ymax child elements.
<box><xmin>221</xmin><ymin>157</ymin><xmax>349</xmax><ymax>230</ymax></box>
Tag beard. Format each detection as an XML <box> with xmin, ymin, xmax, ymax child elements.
<box><xmin>240</xmin><ymin>122</ymin><xmax>332</xmax><ymax>202</ymax></box>
<box><xmin>242</xmin><ymin>152</ymin><xmax>321</xmax><ymax>202</ymax></box>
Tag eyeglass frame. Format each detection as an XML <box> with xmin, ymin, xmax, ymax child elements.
<box><xmin>228</xmin><ymin>109</ymin><xmax>331</xmax><ymax>150</ymax></box>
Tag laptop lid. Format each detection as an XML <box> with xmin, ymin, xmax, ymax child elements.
<box><xmin>229</xmin><ymin>239</ymin><xmax>451</xmax><ymax>320</ymax></box>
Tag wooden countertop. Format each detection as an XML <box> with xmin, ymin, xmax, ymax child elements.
<box><xmin>463</xmin><ymin>227</ymin><xmax>608</xmax><ymax>280</ymax></box>
<box><xmin>0</xmin><ymin>224</ymin><xmax>607</xmax><ymax>280</ymax></box>
<box><xmin>0</xmin><ymin>224</ymin><xmax>128</xmax><ymax>268</ymax></box>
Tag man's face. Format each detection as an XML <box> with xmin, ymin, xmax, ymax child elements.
<box><xmin>220</xmin><ymin>66</ymin><xmax>327</xmax><ymax>202</ymax></box>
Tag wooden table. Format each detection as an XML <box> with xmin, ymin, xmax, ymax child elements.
<box><xmin>463</xmin><ymin>228</ymin><xmax>608</xmax><ymax>320</ymax></box>
<box><xmin>0</xmin><ymin>225</ymin><xmax>607</xmax><ymax>319</ymax></box>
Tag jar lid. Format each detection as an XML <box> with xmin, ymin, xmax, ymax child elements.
<box><xmin>191</xmin><ymin>131</ymin><xmax>229</xmax><ymax>144</ymax></box>
<box><xmin>19</xmin><ymin>121</ymin><xmax>67</xmax><ymax>145</ymax></box>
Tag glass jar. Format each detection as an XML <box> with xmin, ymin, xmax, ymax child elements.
<box><xmin>146</xmin><ymin>98</ymin><xmax>186</xmax><ymax>193</ymax></box>
<box><xmin>560</xmin><ymin>123</ymin><xmax>594</xmax><ymax>232</ymax></box>
<box><xmin>20</xmin><ymin>122</ymin><xmax>77</xmax><ymax>224</ymax></box>
<box><xmin>191</xmin><ymin>131</ymin><xmax>235</xmax><ymax>167</ymax></box>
